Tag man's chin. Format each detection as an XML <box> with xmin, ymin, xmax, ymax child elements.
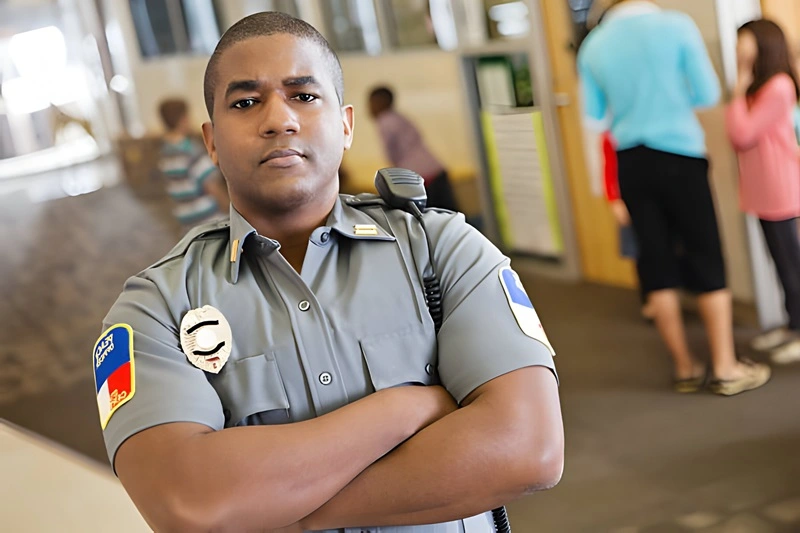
<box><xmin>236</xmin><ymin>184</ymin><xmax>323</xmax><ymax>215</ymax></box>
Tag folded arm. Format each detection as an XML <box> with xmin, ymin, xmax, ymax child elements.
<box><xmin>301</xmin><ymin>365</ymin><xmax>564</xmax><ymax>530</ymax></box>
<box><xmin>115</xmin><ymin>385</ymin><xmax>453</xmax><ymax>532</ymax></box>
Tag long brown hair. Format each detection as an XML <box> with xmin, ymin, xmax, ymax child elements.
<box><xmin>739</xmin><ymin>19</ymin><xmax>800</xmax><ymax>100</ymax></box>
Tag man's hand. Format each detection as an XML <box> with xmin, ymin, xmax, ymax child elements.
<box><xmin>610</xmin><ymin>199</ymin><xmax>631</xmax><ymax>227</ymax></box>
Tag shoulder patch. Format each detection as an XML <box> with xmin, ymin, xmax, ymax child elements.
<box><xmin>499</xmin><ymin>267</ymin><xmax>555</xmax><ymax>356</ymax></box>
<box><xmin>93</xmin><ymin>324</ymin><xmax>135</xmax><ymax>429</ymax></box>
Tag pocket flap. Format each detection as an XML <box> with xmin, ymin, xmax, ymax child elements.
<box><xmin>212</xmin><ymin>354</ymin><xmax>290</xmax><ymax>426</ymax></box>
<box><xmin>360</xmin><ymin>328</ymin><xmax>436</xmax><ymax>390</ymax></box>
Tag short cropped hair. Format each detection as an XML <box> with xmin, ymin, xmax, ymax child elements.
<box><xmin>369</xmin><ymin>86</ymin><xmax>394</xmax><ymax>108</ymax></box>
<box><xmin>158</xmin><ymin>98</ymin><xmax>189</xmax><ymax>130</ymax></box>
<box><xmin>203</xmin><ymin>12</ymin><xmax>344</xmax><ymax>118</ymax></box>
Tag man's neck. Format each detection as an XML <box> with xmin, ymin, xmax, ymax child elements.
<box><xmin>240</xmin><ymin>194</ymin><xmax>337</xmax><ymax>273</ymax></box>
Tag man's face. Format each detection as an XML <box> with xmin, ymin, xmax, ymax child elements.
<box><xmin>202</xmin><ymin>34</ymin><xmax>353</xmax><ymax>217</ymax></box>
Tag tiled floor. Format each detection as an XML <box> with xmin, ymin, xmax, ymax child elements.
<box><xmin>1</xmin><ymin>158</ymin><xmax>799</xmax><ymax>532</ymax></box>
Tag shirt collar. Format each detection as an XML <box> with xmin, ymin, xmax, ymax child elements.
<box><xmin>602</xmin><ymin>1</ymin><xmax>660</xmax><ymax>25</ymax></box>
<box><xmin>228</xmin><ymin>195</ymin><xmax>395</xmax><ymax>284</ymax></box>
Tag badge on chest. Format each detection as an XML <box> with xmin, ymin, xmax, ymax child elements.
<box><xmin>180</xmin><ymin>305</ymin><xmax>233</xmax><ymax>373</ymax></box>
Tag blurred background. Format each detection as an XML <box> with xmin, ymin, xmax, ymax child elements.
<box><xmin>1</xmin><ymin>0</ymin><xmax>800</xmax><ymax>531</ymax></box>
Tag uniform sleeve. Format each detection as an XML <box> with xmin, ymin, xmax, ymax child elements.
<box><xmin>426</xmin><ymin>212</ymin><xmax>557</xmax><ymax>404</ymax></box>
<box><xmin>96</xmin><ymin>274</ymin><xmax>224</xmax><ymax>471</ymax></box>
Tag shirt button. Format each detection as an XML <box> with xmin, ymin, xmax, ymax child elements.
<box><xmin>426</xmin><ymin>364</ymin><xmax>434</xmax><ymax>376</ymax></box>
<box><xmin>319</xmin><ymin>372</ymin><xmax>333</xmax><ymax>385</ymax></box>
<box><xmin>298</xmin><ymin>300</ymin><xmax>311</xmax><ymax>312</ymax></box>
<box><xmin>320</xmin><ymin>232</ymin><xmax>330</xmax><ymax>243</ymax></box>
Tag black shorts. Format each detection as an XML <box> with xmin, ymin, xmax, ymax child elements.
<box><xmin>617</xmin><ymin>146</ymin><xmax>726</xmax><ymax>294</ymax></box>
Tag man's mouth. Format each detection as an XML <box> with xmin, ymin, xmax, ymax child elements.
<box><xmin>261</xmin><ymin>149</ymin><xmax>304</xmax><ymax>168</ymax></box>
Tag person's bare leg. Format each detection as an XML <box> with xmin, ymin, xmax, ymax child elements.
<box><xmin>649</xmin><ymin>289</ymin><xmax>699</xmax><ymax>378</ymax></box>
<box><xmin>697</xmin><ymin>289</ymin><xmax>740</xmax><ymax>379</ymax></box>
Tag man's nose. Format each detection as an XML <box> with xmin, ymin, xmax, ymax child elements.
<box><xmin>258</xmin><ymin>94</ymin><xmax>300</xmax><ymax>136</ymax></box>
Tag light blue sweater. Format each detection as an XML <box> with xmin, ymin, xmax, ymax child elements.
<box><xmin>578</xmin><ymin>6</ymin><xmax>720</xmax><ymax>157</ymax></box>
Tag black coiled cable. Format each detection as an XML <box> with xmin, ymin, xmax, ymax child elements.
<box><xmin>422</xmin><ymin>274</ymin><xmax>443</xmax><ymax>329</ymax></box>
<box><xmin>410</xmin><ymin>202</ymin><xmax>511</xmax><ymax>533</ymax></box>
<box><xmin>492</xmin><ymin>507</ymin><xmax>511</xmax><ymax>533</ymax></box>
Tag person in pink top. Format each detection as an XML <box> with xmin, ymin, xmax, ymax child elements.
<box><xmin>726</xmin><ymin>19</ymin><xmax>800</xmax><ymax>364</ymax></box>
<box><xmin>369</xmin><ymin>86</ymin><xmax>459</xmax><ymax>212</ymax></box>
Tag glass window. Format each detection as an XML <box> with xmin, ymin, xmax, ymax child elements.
<box><xmin>320</xmin><ymin>0</ymin><xmax>381</xmax><ymax>55</ymax></box>
<box><xmin>181</xmin><ymin>0</ymin><xmax>220</xmax><ymax>55</ymax></box>
<box><xmin>212</xmin><ymin>0</ymin><xmax>300</xmax><ymax>34</ymax></box>
<box><xmin>383</xmin><ymin>0</ymin><xmax>437</xmax><ymax>48</ymax></box>
<box><xmin>129</xmin><ymin>0</ymin><xmax>182</xmax><ymax>57</ymax></box>
<box><xmin>129</xmin><ymin>0</ymin><xmax>223</xmax><ymax>57</ymax></box>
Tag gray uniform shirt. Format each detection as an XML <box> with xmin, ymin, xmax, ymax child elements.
<box><xmin>96</xmin><ymin>195</ymin><xmax>557</xmax><ymax>533</ymax></box>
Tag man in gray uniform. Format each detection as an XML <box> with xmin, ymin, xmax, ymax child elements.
<box><xmin>92</xmin><ymin>12</ymin><xmax>563</xmax><ymax>532</ymax></box>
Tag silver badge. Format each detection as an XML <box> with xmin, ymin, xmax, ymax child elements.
<box><xmin>180</xmin><ymin>305</ymin><xmax>232</xmax><ymax>373</ymax></box>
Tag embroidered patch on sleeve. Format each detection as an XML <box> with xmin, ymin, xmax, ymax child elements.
<box><xmin>499</xmin><ymin>267</ymin><xmax>556</xmax><ymax>356</ymax></box>
<box><xmin>93</xmin><ymin>324</ymin><xmax>135</xmax><ymax>429</ymax></box>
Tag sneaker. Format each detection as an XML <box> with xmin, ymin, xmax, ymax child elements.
<box><xmin>771</xmin><ymin>338</ymin><xmax>800</xmax><ymax>364</ymax></box>
<box><xmin>751</xmin><ymin>327</ymin><xmax>793</xmax><ymax>351</ymax></box>
<box><xmin>673</xmin><ymin>364</ymin><xmax>707</xmax><ymax>393</ymax></box>
<box><xmin>708</xmin><ymin>360</ymin><xmax>771</xmax><ymax>396</ymax></box>
<box><xmin>673</xmin><ymin>374</ymin><xmax>706</xmax><ymax>393</ymax></box>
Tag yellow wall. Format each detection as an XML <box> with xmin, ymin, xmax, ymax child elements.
<box><xmin>338</xmin><ymin>51</ymin><xmax>478</xmax><ymax>191</ymax></box>
<box><xmin>761</xmin><ymin>0</ymin><xmax>800</xmax><ymax>47</ymax></box>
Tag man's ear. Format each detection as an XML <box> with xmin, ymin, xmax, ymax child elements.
<box><xmin>342</xmin><ymin>105</ymin><xmax>354</xmax><ymax>151</ymax></box>
<box><xmin>201</xmin><ymin>121</ymin><xmax>218</xmax><ymax>165</ymax></box>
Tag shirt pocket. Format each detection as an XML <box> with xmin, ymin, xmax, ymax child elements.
<box><xmin>359</xmin><ymin>326</ymin><xmax>438</xmax><ymax>390</ymax></box>
<box><xmin>211</xmin><ymin>352</ymin><xmax>290</xmax><ymax>427</ymax></box>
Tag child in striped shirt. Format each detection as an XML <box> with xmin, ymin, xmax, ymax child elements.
<box><xmin>158</xmin><ymin>98</ymin><xmax>229</xmax><ymax>230</ymax></box>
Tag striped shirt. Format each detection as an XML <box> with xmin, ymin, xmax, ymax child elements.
<box><xmin>158</xmin><ymin>137</ymin><xmax>221</xmax><ymax>226</ymax></box>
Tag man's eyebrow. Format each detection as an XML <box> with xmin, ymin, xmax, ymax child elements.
<box><xmin>283</xmin><ymin>76</ymin><xmax>320</xmax><ymax>88</ymax></box>
<box><xmin>224</xmin><ymin>79</ymin><xmax>261</xmax><ymax>99</ymax></box>
<box><xmin>224</xmin><ymin>77</ymin><xmax>321</xmax><ymax>99</ymax></box>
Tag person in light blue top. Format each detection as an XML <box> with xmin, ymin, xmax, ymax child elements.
<box><xmin>577</xmin><ymin>0</ymin><xmax>771</xmax><ymax>396</ymax></box>
<box><xmin>579</xmin><ymin>1</ymin><xmax>720</xmax><ymax>157</ymax></box>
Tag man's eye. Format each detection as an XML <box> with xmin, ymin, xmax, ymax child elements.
<box><xmin>295</xmin><ymin>94</ymin><xmax>317</xmax><ymax>103</ymax></box>
<box><xmin>232</xmin><ymin>98</ymin><xmax>257</xmax><ymax>109</ymax></box>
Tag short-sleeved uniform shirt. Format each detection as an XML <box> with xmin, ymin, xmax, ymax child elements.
<box><xmin>94</xmin><ymin>195</ymin><xmax>557</xmax><ymax>533</ymax></box>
